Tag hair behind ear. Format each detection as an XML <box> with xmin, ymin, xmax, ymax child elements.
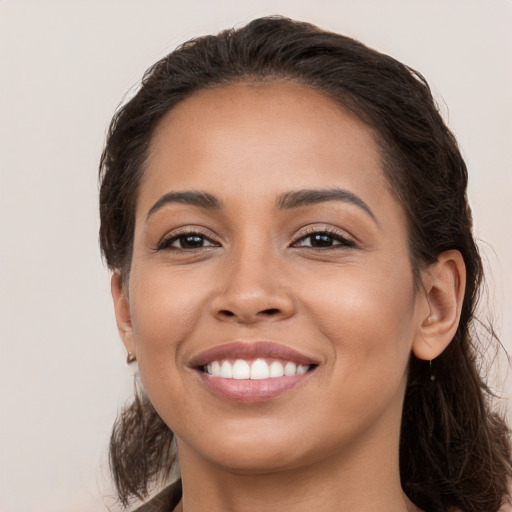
<box><xmin>401</xmin><ymin>326</ymin><xmax>512</xmax><ymax>511</ymax></box>
<box><xmin>110</xmin><ymin>379</ymin><xmax>176</xmax><ymax>507</ymax></box>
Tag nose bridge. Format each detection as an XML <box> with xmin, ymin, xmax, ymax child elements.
<box><xmin>211</xmin><ymin>230</ymin><xmax>294</xmax><ymax>323</ymax></box>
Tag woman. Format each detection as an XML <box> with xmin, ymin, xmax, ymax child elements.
<box><xmin>99</xmin><ymin>16</ymin><xmax>511</xmax><ymax>512</ymax></box>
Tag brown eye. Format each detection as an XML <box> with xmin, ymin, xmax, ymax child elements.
<box><xmin>308</xmin><ymin>234</ymin><xmax>336</xmax><ymax>247</ymax></box>
<box><xmin>176</xmin><ymin>235</ymin><xmax>208</xmax><ymax>249</ymax></box>
<box><xmin>294</xmin><ymin>231</ymin><xmax>355</xmax><ymax>249</ymax></box>
<box><xmin>158</xmin><ymin>232</ymin><xmax>218</xmax><ymax>251</ymax></box>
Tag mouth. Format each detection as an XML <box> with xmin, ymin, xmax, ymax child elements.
<box><xmin>202</xmin><ymin>358</ymin><xmax>313</xmax><ymax>379</ymax></box>
<box><xmin>190</xmin><ymin>342</ymin><xmax>318</xmax><ymax>403</ymax></box>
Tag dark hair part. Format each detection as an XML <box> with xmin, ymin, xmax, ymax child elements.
<box><xmin>100</xmin><ymin>16</ymin><xmax>511</xmax><ymax>511</ymax></box>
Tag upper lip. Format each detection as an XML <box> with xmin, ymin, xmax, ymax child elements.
<box><xmin>188</xmin><ymin>341</ymin><xmax>319</xmax><ymax>368</ymax></box>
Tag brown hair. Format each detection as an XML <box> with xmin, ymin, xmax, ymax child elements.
<box><xmin>99</xmin><ymin>16</ymin><xmax>511</xmax><ymax>511</ymax></box>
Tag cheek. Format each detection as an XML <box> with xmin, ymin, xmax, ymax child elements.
<box><xmin>302</xmin><ymin>262</ymin><xmax>418</xmax><ymax>380</ymax></box>
<box><xmin>301</xmin><ymin>270</ymin><xmax>417</xmax><ymax>439</ymax></box>
<box><xmin>128</xmin><ymin>265</ymin><xmax>210</xmax><ymax>385</ymax></box>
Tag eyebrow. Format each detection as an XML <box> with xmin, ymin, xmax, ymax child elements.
<box><xmin>277</xmin><ymin>188</ymin><xmax>377</xmax><ymax>223</ymax></box>
<box><xmin>146</xmin><ymin>187</ymin><xmax>377</xmax><ymax>224</ymax></box>
<box><xmin>146</xmin><ymin>191</ymin><xmax>222</xmax><ymax>221</ymax></box>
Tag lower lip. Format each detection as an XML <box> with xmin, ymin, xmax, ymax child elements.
<box><xmin>196</xmin><ymin>371</ymin><xmax>314</xmax><ymax>403</ymax></box>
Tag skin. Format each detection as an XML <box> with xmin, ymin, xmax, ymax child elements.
<box><xmin>112</xmin><ymin>82</ymin><xmax>465</xmax><ymax>512</ymax></box>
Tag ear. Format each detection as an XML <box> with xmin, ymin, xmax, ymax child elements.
<box><xmin>111</xmin><ymin>272</ymin><xmax>136</xmax><ymax>356</ymax></box>
<box><xmin>412</xmin><ymin>250</ymin><xmax>466</xmax><ymax>361</ymax></box>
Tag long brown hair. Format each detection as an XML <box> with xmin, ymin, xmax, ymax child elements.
<box><xmin>99</xmin><ymin>16</ymin><xmax>511</xmax><ymax>511</ymax></box>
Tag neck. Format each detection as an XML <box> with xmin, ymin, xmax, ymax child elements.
<box><xmin>176</xmin><ymin>434</ymin><xmax>417</xmax><ymax>512</ymax></box>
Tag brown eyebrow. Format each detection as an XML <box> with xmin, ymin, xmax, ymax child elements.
<box><xmin>276</xmin><ymin>188</ymin><xmax>377</xmax><ymax>224</ymax></box>
<box><xmin>146</xmin><ymin>191</ymin><xmax>222</xmax><ymax>221</ymax></box>
<box><xmin>146</xmin><ymin>188</ymin><xmax>377</xmax><ymax>224</ymax></box>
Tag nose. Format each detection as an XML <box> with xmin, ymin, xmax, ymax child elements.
<box><xmin>210</xmin><ymin>244</ymin><xmax>295</xmax><ymax>324</ymax></box>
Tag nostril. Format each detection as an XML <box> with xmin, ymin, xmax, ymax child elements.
<box><xmin>214</xmin><ymin>306</ymin><xmax>288</xmax><ymax>322</ymax></box>
<box><xmin>261</xmin><ymin>308</ymin><xmax>280</xmax><ymax>315</ymax></box>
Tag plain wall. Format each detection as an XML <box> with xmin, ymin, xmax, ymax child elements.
<box><xmin>0</xmin><ymin>1</ymin><xmax>510</xmax><ymax>510</ymax></box>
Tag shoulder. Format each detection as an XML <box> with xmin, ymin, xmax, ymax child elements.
<box><xmin>132</xmin><ymin>480</ymin><xmax>182</xmax><ymax>512</ymax></box>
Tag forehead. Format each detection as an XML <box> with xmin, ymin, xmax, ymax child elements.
<box><xmin>139</xmin><ymin>81</ymin><xmax>392</xmax><ymax>218</ymax></box>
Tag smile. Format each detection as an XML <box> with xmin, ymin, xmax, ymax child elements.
<box><xmin>190</xmin><ymin>342</ymin><xmax>318</xmax><ymax>403</ymax></box>
<box><xmin>204</xmin><ymin>359</ymin><xmax>311</xmax><ymax>379</ymax></box>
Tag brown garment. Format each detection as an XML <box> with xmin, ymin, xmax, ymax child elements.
<box><xmin>133</xmin><ymin>480</ymin><xmax>182</xmax><ymax>512</ymax></box>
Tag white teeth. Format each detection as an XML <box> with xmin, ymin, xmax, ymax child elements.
<box><xmin>269</xmin><ymin>361</ymin><xmax>284</xmax><ymax>377</ymax></box>
<box><xmin>297</xmin><ymin>364</ymin><xmax>308</xmax><ymax>375</ymax></box>
<box><xmin>232</xmin><ymin>359</ymin><xmax>250</xmax><ymax>379</ymax></box>
<box><xmin>220</xmin><ymin>360</ymin><xmax>233</xmax><ymax>378</ymax></box>
<box><xmin>251</xmin><ymin>359</ymin><xmax>270</xmax><ymax>379</ymax></box>
<box><xmin>211</xmin><ymin>361</ymin><xmax>221</xmax><ymax>376</ymax></box>
<box><xmin>205</xmin><ymin>359</ymin><xmax>310</xmax><ymax>379</ymax></box>
<box><xmin>284</xmin><ymin>362</ymin><xmax>297</xmax><ymax>376</ymax></box>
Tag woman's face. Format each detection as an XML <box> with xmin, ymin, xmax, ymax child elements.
<box><xmin>117</xmin><ymin>82</ymin><xmax>429</xmax><ymax>474</ymax></box>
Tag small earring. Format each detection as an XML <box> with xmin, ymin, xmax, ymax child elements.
<box><xmin>126</xmin><ymin>352</ymin><xmax>136</xmax><ymax>364</ymax></box>
<box><xmin>429</xmin><ymin>359</ymin><xmax>435</xmax><ymax>382</ymax></box>
<box><xmin>424</xmin><ymin>315</ymin><xmax>434</xmax><ymax>326</ymax></box>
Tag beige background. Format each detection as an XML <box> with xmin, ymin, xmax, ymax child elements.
<box><xmin>0</xmin><ymin>1</ymin><xmax>510</xmax><ymax>510</ymax></box>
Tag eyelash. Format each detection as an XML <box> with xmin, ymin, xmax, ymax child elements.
<box><xmin>156</xmin><ymin>227</ymin><xmax>355</xmax><ymax>252</ymax></box>
<box><xmin>156</xmin><ymin>230</ymin><xmax>219</xmax><ymax>251</ymax></box>
<box><xmin>291</xmin><ymin>228</ymin><xmax>356</xmax><ymax>249</ymax></box>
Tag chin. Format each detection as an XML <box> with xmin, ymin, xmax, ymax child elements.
<box><xmin>206</xmin><ymin>443</ymin><xmax>310</xmax><ymax>475</ymax></box>
<box><xmin>176</xmin><ymin>418</ymin><xmax>316</xmax><ymax>474</ymax></box>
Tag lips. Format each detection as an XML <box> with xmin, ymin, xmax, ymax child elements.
<box><xmin>189</xmin><ymin>341</ymin><xmax>318</xmax><ymax>367</ymax></box>
<box><xmin>189</xmin><ymin>341</ymin><xmax>318</xmax><ymax>403</ymax></box>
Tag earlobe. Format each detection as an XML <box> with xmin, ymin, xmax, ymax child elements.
<box><xmin>111</xmin><ymin>272</ymin><xmax>136</xmax><ymax>355</ymax></box>
<box><xmin>413</xmin><ymin>250</ymin><xmax>466</xmax><ymax>361</ymax></box>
